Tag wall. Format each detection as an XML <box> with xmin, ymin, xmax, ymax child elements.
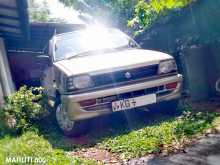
<box><xmin>137</xmin><ymin>0</ymin><xmax>220</xmax><ymax>52</ymax></box>
<box><xmin>136</xmin><ymin>0</ymin><xmax>220</xmax><ymax>101</ymax></box>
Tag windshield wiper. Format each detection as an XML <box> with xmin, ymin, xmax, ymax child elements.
<box><xmin>66</xmin><ymin>50</ymin><xmax>93</xmax><ymax>60</ymax></box>
<box><xmin>66</xmin><ymin>48</ymin><xmax>118</xmax><ymax>60</ymax></box>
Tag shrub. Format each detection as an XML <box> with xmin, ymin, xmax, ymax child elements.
<box><xmin>0</xmin><ymin>86</ymin><xmax>49</xmax><ymax>135</ymax></box>
<box><xmin>175</xmin><ymin>110</ymin><xmax>218</xmax><ymax>136</ymax></box>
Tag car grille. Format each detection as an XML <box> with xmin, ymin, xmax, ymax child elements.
<box><xmin>83</xmin><ymin>85</ymin><xmax>172</xmax><ymax>111</ymax></box>
<box><xmin>91</xmin><ymin>64</ymin><xmax>158</xmax><ymax>87</ymax></box>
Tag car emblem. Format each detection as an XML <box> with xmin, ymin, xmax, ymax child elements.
<box><xmin>125</xmin><ymin>72</ymin><xmax>132</xmax><ymax>79</ymax></box>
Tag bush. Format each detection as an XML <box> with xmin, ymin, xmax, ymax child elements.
<box><xmin>0</xmin><ymin>86</ymin><xmax>49</xmax><ymax>135</ymax></box>
<box><xmin>175</xmin><ymin>110</ymin><xmax>218</xmax><ymax>136</ymax></box>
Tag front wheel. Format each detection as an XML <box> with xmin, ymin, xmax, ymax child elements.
<box><xmin>55</xmin><ymin>104</ymin><xmax>89</xmax><ymax>137</ymax></box>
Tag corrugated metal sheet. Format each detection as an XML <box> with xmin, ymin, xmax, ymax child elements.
<box><xmin>6</xmin><ymin>22</ymin><xmax>85</xmax><ymax>52</ymax></box>
<box><xmin>0</xmin><ymin>0</ymin><xmax>29</xmax><ymax>39</ymax></box>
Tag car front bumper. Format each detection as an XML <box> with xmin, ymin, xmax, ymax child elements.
<box><xmin>61</xmin><ymin>74</ymin><xmax>183</xmax><ymax>121</ymax></box>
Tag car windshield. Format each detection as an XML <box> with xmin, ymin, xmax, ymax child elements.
<box><xmin>54</xmin><ymin>27</ymin><xmax>133</xmax><ymax>61</ymax></box>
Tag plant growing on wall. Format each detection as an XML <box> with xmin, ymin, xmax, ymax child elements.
<box><xmin>128</xmin><ymin>0</ymin><xmax>196</xmax><ymax>35</ymax></box>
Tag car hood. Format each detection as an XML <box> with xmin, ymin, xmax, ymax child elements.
<box><xmin>54</xmin><ymin>49</ymin><xmax>173</xmax><ymax>76</ymax></box>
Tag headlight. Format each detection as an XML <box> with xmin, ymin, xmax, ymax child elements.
<box><xmin>158</xmin><ymin>59</ymin><xmax>177</xmax><ymax>74</ymax></box>
<box><xmin>67</xmin><ymin>75</ymin><xmax>94</xmax><ymax>90</ymax></box>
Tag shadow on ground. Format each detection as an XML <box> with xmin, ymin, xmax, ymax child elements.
<box><xmin>40</xmin><ymin>107</ymin><xmax>181</xmax><ymax>151</ymax></box>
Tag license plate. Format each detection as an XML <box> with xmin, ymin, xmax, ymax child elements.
<box><xmin>112</xmin><ymin>94</ymin><xmax>156</xmax><ymax>112</ymax></box>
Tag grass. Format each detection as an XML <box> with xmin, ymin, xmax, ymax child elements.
<box><xmin>1</xmin><ymin>103</ymin><xmax>219</xmax><ymax>163</ymax></box>
<box><xmin>39</xmin><ymin>123</ymin><xmax>81</xmax><ymax>151</ymax></box>
<box><xmin>98</xmin><ymin>110</ymin><xmax>220</xmax><ymax>159</ymax></box>
<box><xmin>36</xmin><ymin>106</ymin><xmax>220</xmax><ymax>161</ymax></box>
<box><xmin>0</xmin><ymin>131</ymin><xmax>99</xmax><ymax>165</ymax></box>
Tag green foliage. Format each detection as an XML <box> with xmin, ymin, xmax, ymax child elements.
<box><xmin>151</xmin><ymin>0</ymin><xmax>194</xmax><ymax>13</ymax></box>
<box><xmin>59</xmin><ymin>0</ymin><xmax>137</xmax><ymax>29</ymax></box>
<box><xmin>28</xmin><ymin>0</ymin><xmax>51</xmax><ymax>22</ymax></box>
<box><xmin>175</xmin><ymin>110</ymin><xmax>218</xmax><ymax>136</ymax></box>
<box><xmin>128</xmin><ymin>0</ymin><xmax>195</xmax><ymax>34</ymax></box>
<box><xmin>60</xmin><ymin>0</ymin><xmax>195</xmax><ymax>32</ymax></box>
<box><xmin>0</xmin><ymin>87</ymin><xmax>97</xmax><ymax>164</ymax></box>
<box><xmin>0</xmin><ymin>132</ymin><xmax>98</xmax><ymax>165</ymax></box>
<box><xmin>128</xmin><ymin>0</ymin><xmax>158</xmax><ymax>35</ymax></box>
<box><xmin>99</xmin><ymin>110</ymin><xmax>218</xmax><ymax>159</ymax></box>
<box><xmin>0</xmin><ymin>86</ymin><xmax>48</xmax><ymax>135</ymax></box>
<box><xmin>102</xmin><ymin>0</ymin><xmax>137</xmax><ymax>28</ymax></box>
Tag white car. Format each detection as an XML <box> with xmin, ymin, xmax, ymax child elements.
<box><xmin>42</xmin><ymin>26</ymin><xmax>183</xmax><ymax>136</ymax></box>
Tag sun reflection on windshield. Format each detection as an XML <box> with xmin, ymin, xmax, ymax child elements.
<box><xmin>54</xmin><ymin>24</ymin><xmax>132</xmax><ymax>61</ymax></box>
<box><xmin>80</xmin><ymin>25</ymin><xmax>121</xmax><ymax>50</ymax></box>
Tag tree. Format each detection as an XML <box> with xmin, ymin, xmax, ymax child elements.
<box><xmin>59</xmin><ymin>0</ymin><xmax>137</xmax><ymax>30</ymax></box>
<box><xmin>128</xmin><ymin>0</ymin><xmax>196</xmax><ymax>35</ymax></box>
<box><xmin>59</xmin><ymin>0</ymin><xmax>196</xmax><ymax>34</ymax></box>
<box><xmin>28</xmin><ymin>0</ymin><xmax>50</xmax><ymax>22</ymax></box>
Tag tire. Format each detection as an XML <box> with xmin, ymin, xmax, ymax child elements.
<box><xmin>55</xmin><ymin>104</ymin><xmax>89</xmax><ymax>137</ymax></box>
<box><xmin>154</xmin><ymin>100</ymin><xmax>181</xmax><ymax>115</ymax></box>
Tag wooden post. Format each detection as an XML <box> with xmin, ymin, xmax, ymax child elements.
<box><xmin>0</xmin><ymin>37</ymin><xmax>15</xmax><ymax>98</ymax></box>
<box><xmin>0</xmin><ymin>81</ymin><xmax>4</xmax><ymax>106</ymax></box>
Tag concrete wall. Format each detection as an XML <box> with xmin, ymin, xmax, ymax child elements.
<box><xmin>0</xmin><ymin>37</ymin><xmax>15</xmax><ymax>98</ymax></box>
<box><xmin>183</xmin><ymin>46</ymin><xmax>211</xmax><ymax>101</ymax></box>
<box><xmin>137</xmin><ymin>0</ymin><xmax>220</xmax><ymax>52</ymax></box>
<box><xmin>136</xmin><ymin>0</ymin><xmax>220</xmax><ymax>101</ymax></box>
